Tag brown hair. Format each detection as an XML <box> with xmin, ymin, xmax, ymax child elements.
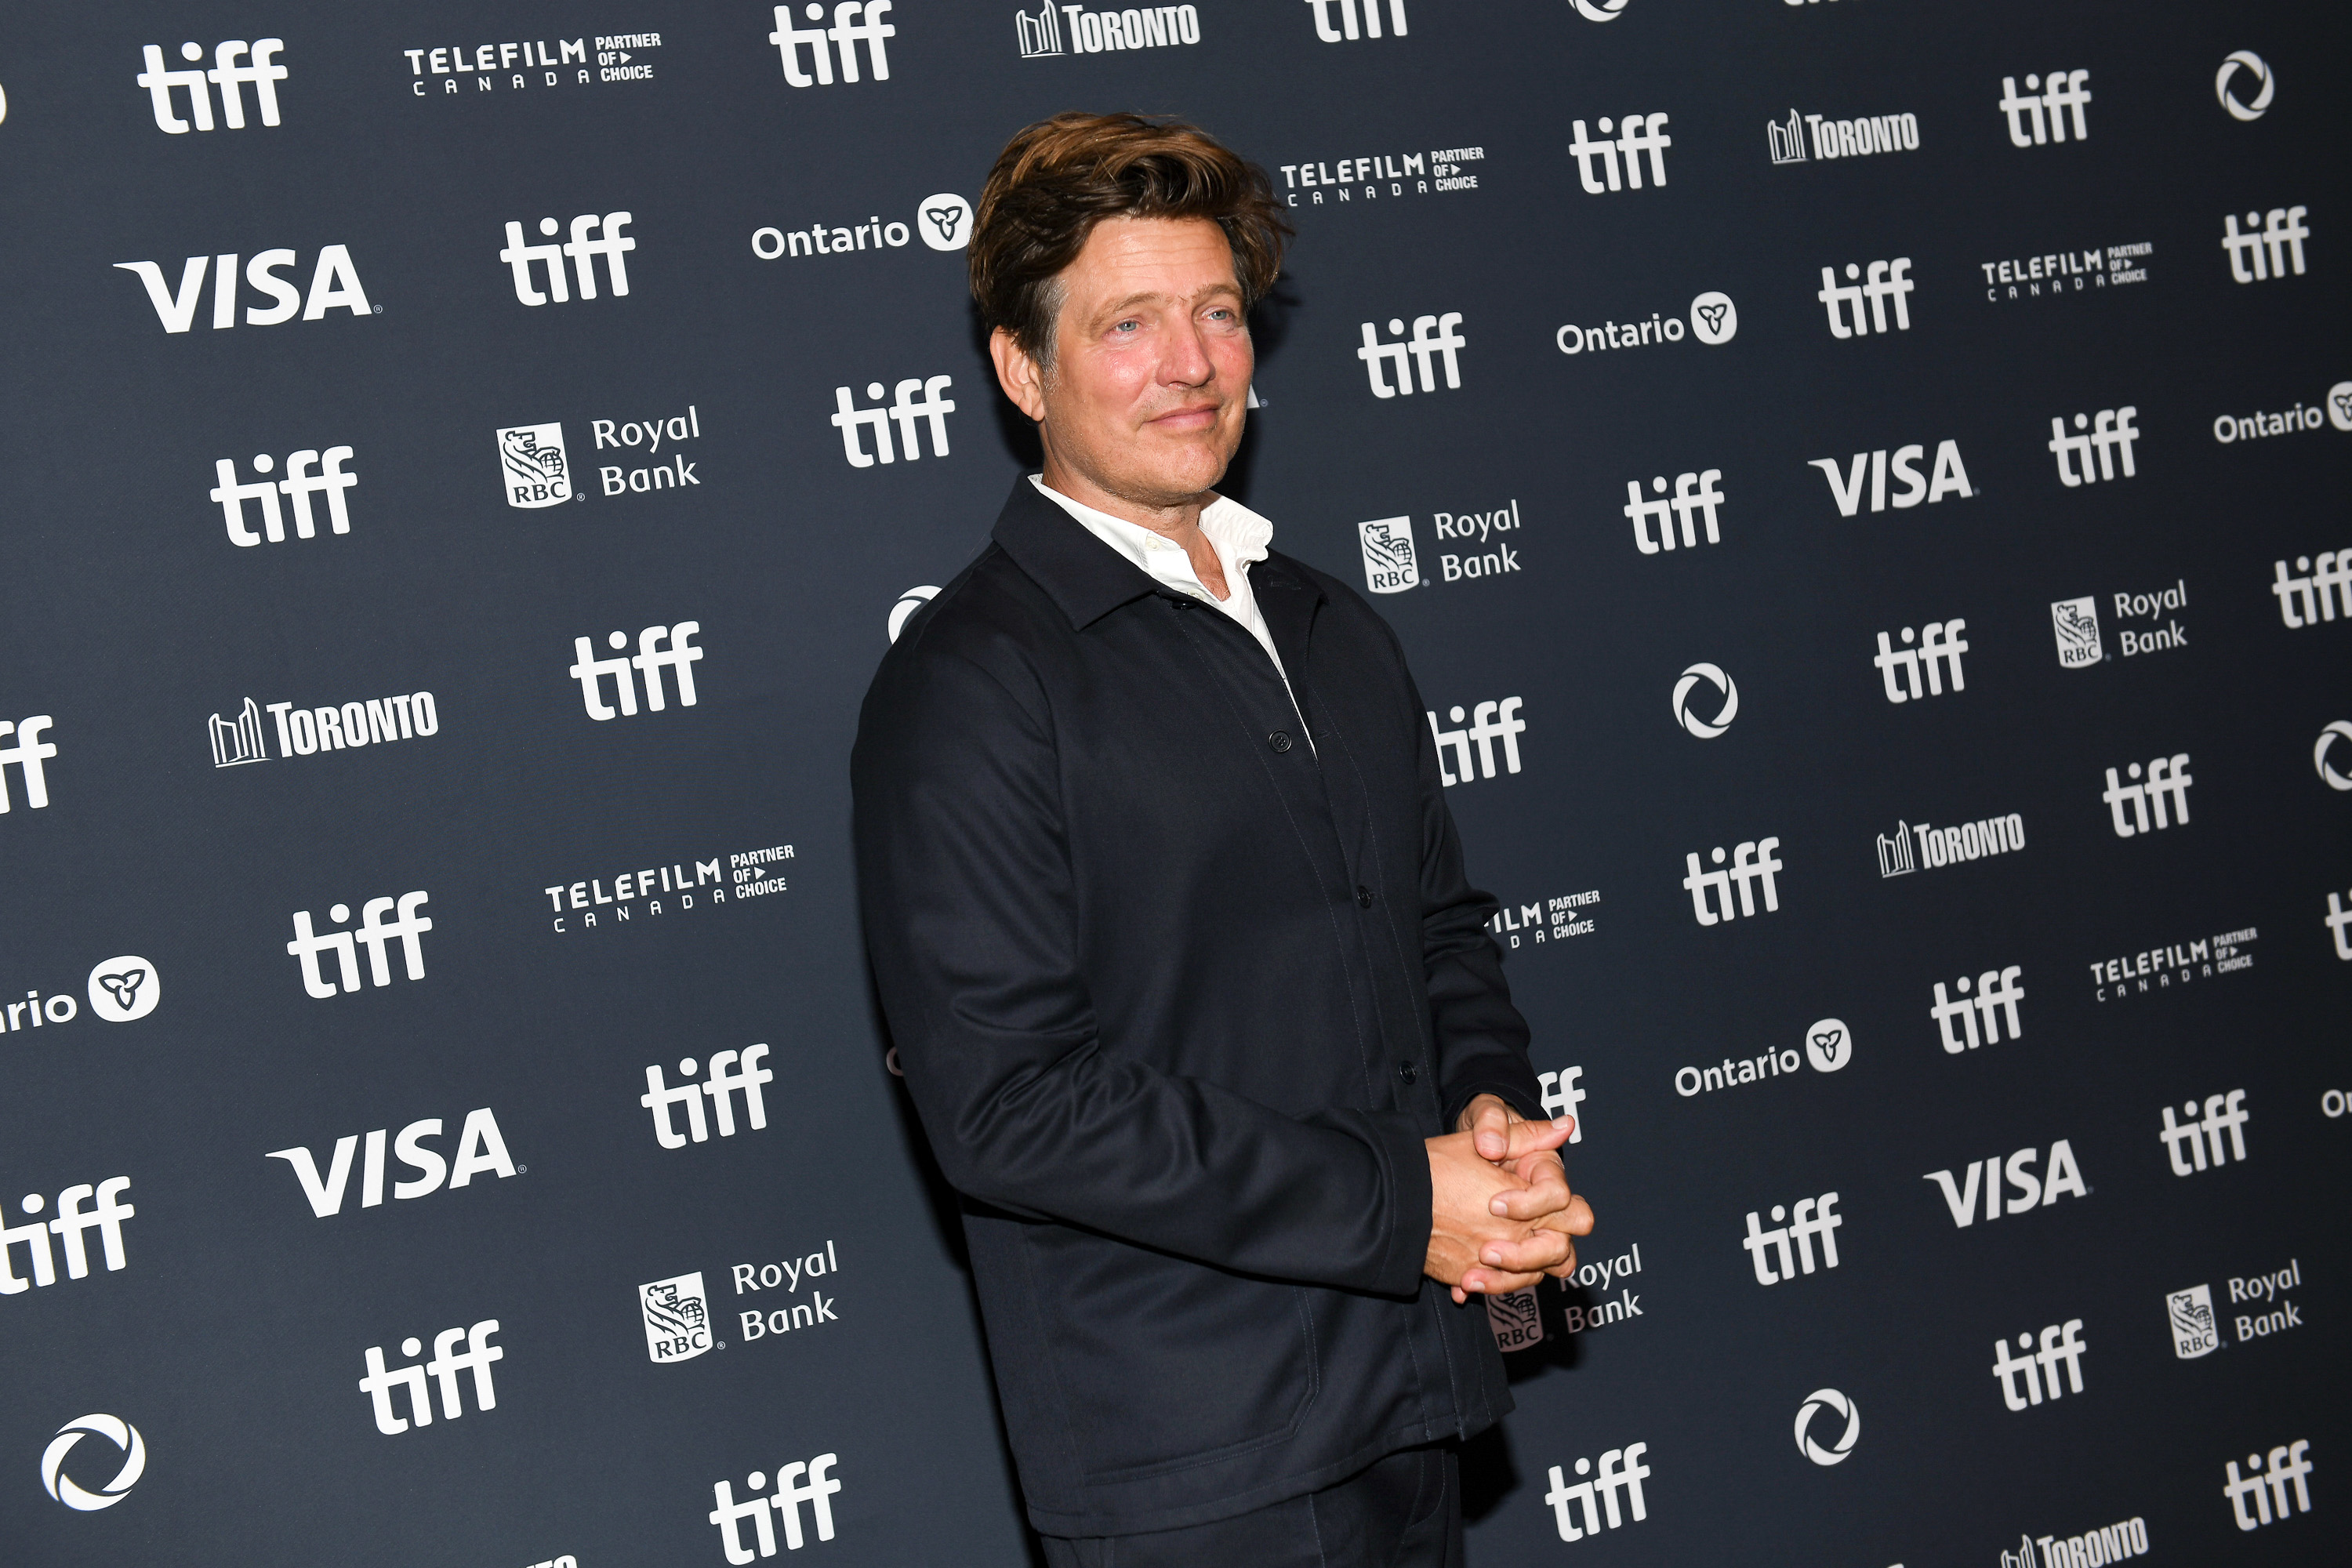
<box><xmin>970</xmin><ymin>112</ymin><xmax>1290</xmax><ymax>361</ymax></box>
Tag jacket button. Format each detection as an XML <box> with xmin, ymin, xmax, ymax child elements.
<box><xmin>1356</xmin><ymin>886</ymin><xmax>1374</xmax><ymax>908</ymax></box>
<box><xmin>1398</xmin><ymin>1062</ymin><xmax>1418</xmax><ymax>1085</ymax></box>
<box><xmin>1268</xmin><ymin>731</ymin><xmax>1293</xmax><ymax>753</ymax></box>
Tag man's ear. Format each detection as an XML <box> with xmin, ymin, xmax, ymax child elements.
<box><xmin>989</xmin><ymin>326</ymin><xmax>1048</xmax><ymax>425</ymax></box>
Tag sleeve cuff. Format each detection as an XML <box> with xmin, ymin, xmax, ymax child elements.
<box><xmin>1366</xmin><ymin>1111</ymin><xmax>1434</xmax><ymax>1298</ymax></box>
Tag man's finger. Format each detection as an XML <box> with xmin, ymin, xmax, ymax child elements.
<box><xmin>1499</xmin><ymin>1116</ymin><xmax>1573</xmax><ymax>1162</ymax></box>
<box><xmin>1479</xmin><ymin>1230</ymin><xmax>1572</xmax><ymax>1275</ymax></box>
<box><xmin>1468</xmin><ymin>1097</ymin><xmax>1515</xmax><ymax>1161</ymax></box>
<box><xmin>1457</xmin><ymin>1265</ymin><xmax>1548</xmax><ymax>1296</ymax></box>
<box><xmin>1488</xmin><ymin>1163</ymin><xmax>1571</xmax><ymax>1221</ymax></box>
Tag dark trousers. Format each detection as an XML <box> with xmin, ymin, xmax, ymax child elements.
<box><xmin>1038</xmin><ymin>1443</ymin><xmax>1462</xmax><ymax>1568</ymax></box>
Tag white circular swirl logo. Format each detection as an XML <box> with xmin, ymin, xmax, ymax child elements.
<box><xmin>887</xmin><ymin>586</ymin><xmax>939</xmax><ymax>643</ymax></box>
<box><xmin>42</xmin><ymin>1415</ymin><xmax>146</xmax><ymax>1511</ymax></box>
<box><xmin>1671</xmin><ymin>663</ymin><xmax>1738</xmax><ymax>739</ymax></box>
<box><xmin>1570</xmin><ymin>0</ymin><xmax>1632</xmax><ymax>20</ymax></box>
<box><xmin>2316</xmin><ymin>720</ymin><xmax>2352</xmax><ymax>791</ymax></box>
<box><xmin>1793</xmin><ymin>1388</ymin><xmax>1860</xmax><ymax>1466</ymax></box>
<box><xmin>2215</xmin><ymin>52</ymin><xmax>2274</xmax><ymax>122</ymax></box>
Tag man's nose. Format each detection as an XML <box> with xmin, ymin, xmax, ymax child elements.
<box><xmin>1161</xmin><ymin>321</ymin><xmax>1215</xmax><ymax>387</ymax></box>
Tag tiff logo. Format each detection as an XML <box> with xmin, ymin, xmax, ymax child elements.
<box><xmin>114</xmin><ymin>246</ymin><xmax>371</xmax><ymax>333</ymax></box>
<box><xmin>136</xmin><ymin>39</ymin><xmax>286</xmax><ymax>132</ymax></box>
<box><xmin>358</xmin><ymin>1319</ymin><xmax>503</xmax><ymax>1435</ymax></box>
<box><xmin>1999</xmin><ymin>71</ymin><xmax>2092</xmax><ymax>147</ymax></box>
<box><xmin>1537</xmin><ymin>1066</ymin><xmax>1586</xmax><ymax>1142</ymax></box>
<box><xmin>710</xmin><ymin>1454</ymin><xmax>843</xmax><ymax>1561</ymax></box>
<box><xmin>1740</xmin><ymin>1192</ymin><xmax>1841</xmax><ymax>1285</ymax></box>
<box><xmin>2</xmin><ymin>1178</ymin><xmax>133</xmax><ymax>1296</ymax></box>
<box><xmin>2332</xmin><ymin>887</ymin><xmax>2352</xmax><ymax>960</ymax></box>
<box><xmin>211</xmin><ymin>447</ymin><xmax>358</xmax><ymax>546</ymax></box>
<box><xmin>771</xmin><ymin>3</ymin><xmax>894</xmax><ymax>84</ymax></box>
<box><xmin>642</xmin><ymin>1047</ymin><xmax>774</xmax><ymax>1148</ymax></box>
<box><xmin>2270</xmin><ymin>550</ymin><xmax>2351</xmax><ymax>628</ymax></box>
<box><xmin>1925</xmin><ymin>1139</ymin><xmax>2085</xmax><ymax>1226</ymax></box>
<box><xmin>1991</xmin><ymin>1319</ymin><xmax>2087</xmax><ymax>1411</ymax></box>
<box><xmin>1307</xmin><ymin>0</ymin><xmax>1407</xmax><ymax>41</ymax></box>
<box><xmin>0</xmin><ymin>717</ymin><xmax>58</xmax><ymax>815</ymax></box>
<box><xmin>2102</xmin><ymin>753</ymin><xmax>2192</xmax><ymax>837</ymax></box>
<box><xmin>1681</xmin><ymin>838</ymin><xmax>1784</xmax><ymax>927</ymax></box>
<box><xmin>2223</xmin><ymin>207</ymin><xmax>2310</xmax><ymax>283</ymax></box>
<box><xmin>2225</xmin><ymin>1442</ymin><xmax>2313</xmax><ymax>1532</ymax></box>
<box><xmin>267</xmin><ymin>1109</ymin><xmax>517</xmax><ymax>1217</ymax></box>
<box><xmin>1817</xmin><ymin>257</ymin><xmax>1913</xmax><ymax>338</ymax></box>
<box><xmin>499</xmin><ymin>213</ymin><xmax>634</xmax><ymax>306</ymax></box>
<box><xmin>2159</xmin><ymin>1089</ymin><xmax>2248</xmax><ymax>1176</ymax></box>
<box><xmin>571</xmin><ymin>623</ymin><xmax>703</xmax><ymax>720</ymax></box>
<box><xmin>1357</xmin><ymin>314</ymin><xmax>1466</xmax><ymax>398</ymax></box>
<box><xmin>1569</xmin><ymin>115</ymin><xmax>1671</xmax><ymax>194</ymax></box>
<box><xmin>1624</xmin><ymin>469</ymin><xmax>1725</xmax><ymax>554</ymax></box>
<box><xmin>286</xmin><ymin>893</ymin><xmax>432</xmax><ymax>1000</ymax></box>
<box><xmin>831</xmin><ymin>377</ymin><xmax>955</xmax><ymax>466</ymax></box>
<box><xmin>2048</xmin><ymin>408</ymin><xmax>2140</xmax><ymax>487</ymax></box>
<box><xmin>1930</xmin><ymin>965</ymin><xmax>2024</xmax><ymax>1054</ymax></box>
<box><xmin>1426</xmin><ymin>699</ymin><xmax>1524</xmax><ymax>786</ymax></box>
<box><xmin>1541</xmin><ymin>1443</ymin><xmax>1651</xmax><ymax>1544</ymax></box>
<box><xmin>1809</xmin><ymin>439</ymin><xmax>1972</xmax><ymax>515</ymax></box>
<box><xmin>1872</xmin><ymin>620</ymin><xmax>1967</xmax><ymax>704</ymax></box>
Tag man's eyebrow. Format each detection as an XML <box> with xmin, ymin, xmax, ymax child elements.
<box><xmin>1093</xmin><ymin>281</ymin><xmax>1244</xmax><ymax>319</ymax></box>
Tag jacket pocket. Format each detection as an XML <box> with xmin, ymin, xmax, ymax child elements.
<box><xmin>1031</xmin><ymin>1227</ymin><xmax>1320</xmax><ymax>1483</ymax></box>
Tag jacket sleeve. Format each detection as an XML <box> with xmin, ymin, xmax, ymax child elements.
<box><xmin>852</xmin><ymin>633</ymin><xmax>1432</xmax><ymax>1299</ymax></box>
<box><xmin>1406</xmin><ymin>679</ymin><xmax>1547</xmax><ymax>1133</ymax></box>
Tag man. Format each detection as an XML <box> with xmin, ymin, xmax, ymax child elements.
<box><xmin>853</xmin><ymin>114</ymin><xmax>1592</xmax><ymax>1566</ymax></box>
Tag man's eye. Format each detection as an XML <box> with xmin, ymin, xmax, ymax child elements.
<box><xmin>1113</xmin><ymin>320</ymin><xmax>1141</xmax><ymax>333</ymax></box>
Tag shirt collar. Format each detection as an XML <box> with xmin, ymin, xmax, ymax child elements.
<box><xmin>1027</xmin><ymin>474</ymin><xmax>1275</xmax><ymax>590</ymax></box>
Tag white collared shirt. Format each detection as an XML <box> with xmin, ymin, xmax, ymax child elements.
<box><xmin>1029</xmin><ymin>474</ymin><xmax>1297</xmax><ymax>689</ymax></box>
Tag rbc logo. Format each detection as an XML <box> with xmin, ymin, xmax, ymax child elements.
<box><xmin>1357</xmin><ymin>517</ymin><xmax>1418</xmax><ymax>593</ymax></box>
<box><xmin>499</xmin><ymin>424</ymin><xmax>572</xmax><ymax>508</ymax></box>
<box><xmin>641</xmin><ymin>1272</ymin><xmax>713</xmax><ymax>1363</ymax></box>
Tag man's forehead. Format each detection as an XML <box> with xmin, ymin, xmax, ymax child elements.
<box><xmin>1069</xmin><ymin>218</ymin><xmax>1238</xmax><ymax>299</ymax></box>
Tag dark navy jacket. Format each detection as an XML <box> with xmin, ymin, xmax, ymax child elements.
<box><xmin>851</xmin><ymin>477</ymin><xmax>1544</xmax><ymax>1537</ymax></box>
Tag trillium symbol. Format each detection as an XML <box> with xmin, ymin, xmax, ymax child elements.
<box><xmin>1697</xmin><ymin>303</ymin><xmax>1728</xmax><ymax>335</ymax></box>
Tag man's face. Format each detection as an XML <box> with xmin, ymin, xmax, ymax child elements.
<box><xmin>999</xmin><ymin>215</ymin><xmax>1253</xmax><ymax>509</ymax></box>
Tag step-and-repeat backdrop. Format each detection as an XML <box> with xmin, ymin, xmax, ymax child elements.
<box><xmin>2</xmin><ymin>3</ymin><xmax>2346</xmax><ymax>1565</ymax></box>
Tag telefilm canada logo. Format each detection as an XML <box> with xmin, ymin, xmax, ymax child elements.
<box><xmin>1277</xmin><ymin>146</ymin><xmax>1484</xmax><ymax>210</ymax></box>
<box><xmin>2087</xmin><ymin>924</ymin><xmax>2256</xmax><ymax>1002</ymax></box>
<box><xmin>1490</xmin><ymin>888</ymin><xmax>1598</xmax><ymax>949</ymax></box>
<box><xmin>541</xmin><ymin>843</ymin><xmax>793</xmax><ymax>933</ymax></box>
<box><xmin>400</xmin><ymin>34</ymin><xmax>661</xmax><ymax>96</ymax></box>
<box><xmin>1980</xmin><ymin>240</ymin><xmax>2151</xmax><ymax>303</ymax></box>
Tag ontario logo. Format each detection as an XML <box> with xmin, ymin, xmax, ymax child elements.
<box><xmin>641</xmin><ymin>1271</ymin><xmax>713</xmax><ymax>1363</ymax></box>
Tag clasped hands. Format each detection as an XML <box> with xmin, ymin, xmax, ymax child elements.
<box><xmin>1425</xmin><ymin>1092</ymin><xmax>1594</xmax><ymax>1304</ymax></box>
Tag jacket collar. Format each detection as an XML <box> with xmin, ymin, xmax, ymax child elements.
<box><xmin>989</xmin><ymin>474</ymin><xmax>1330</xmax><ymax>649</ymax></box>
<box><xmin>990</xmin><ymin>475</ymin><xmax>1163</xmax><ymax>630</ymax></box>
